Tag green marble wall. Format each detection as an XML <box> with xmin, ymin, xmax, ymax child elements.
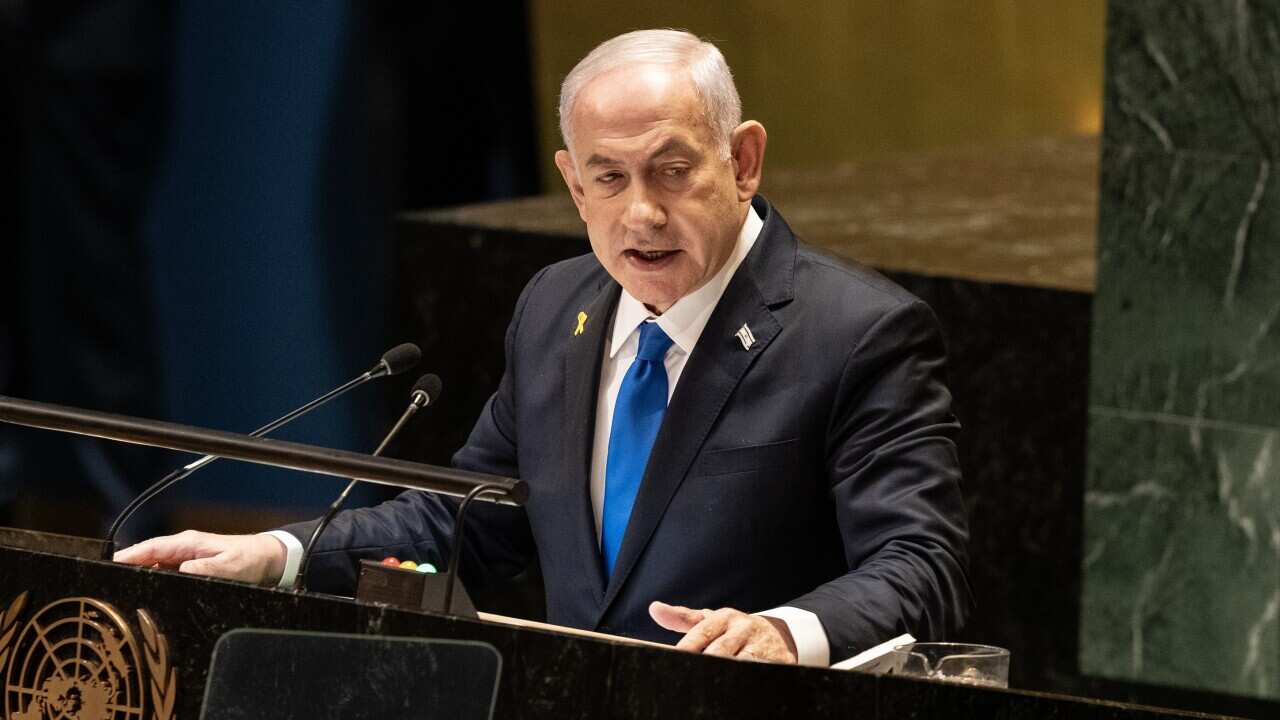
<box><xmin>1083</xmin><ymin>0</ymin><xmax>1280</xmax><ymax>700</ymax></box>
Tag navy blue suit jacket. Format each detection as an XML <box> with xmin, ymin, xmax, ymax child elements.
<box><xmin>287</xmin><ymin>196</ymin><xmax>972</xmax><ymax>662</ymax></box>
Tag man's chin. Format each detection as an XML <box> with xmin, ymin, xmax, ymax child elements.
<box><xmin>625</xmin><ymin>284</ymin><xmax>681</xmax><ymax>315</ymax></box>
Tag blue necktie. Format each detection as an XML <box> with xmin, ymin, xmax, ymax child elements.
<box><xmin>601</xmin><ymin>322</ymin><xmax>674</xmax><ymax>578</ymax></box>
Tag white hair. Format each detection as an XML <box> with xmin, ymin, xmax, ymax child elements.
<box><xmin>558</xmin><ymin>29</ymin><xmax>742</xmax><ymax>158</ymax></box>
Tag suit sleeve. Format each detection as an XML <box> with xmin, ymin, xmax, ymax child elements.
<box><xmin>786</xmin><ymin>298</ymin><xmax>973</xmax><ymax>661</ymax></box>
<box><xmin>277</xmin><ymin>268</ymin><xmax>549</xmax><ymax>595</ymax></box>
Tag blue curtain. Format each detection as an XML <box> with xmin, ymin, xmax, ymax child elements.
<box><xmin>144</xmin><ymin>0</ymin><xmax>384</xmax><ymax>511</ymax></box>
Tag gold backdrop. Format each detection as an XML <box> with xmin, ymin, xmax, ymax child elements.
<box><xmin>529</xmin><ymin>0</ymin><xmax>1104</xmax><ymax>188</ymax></box>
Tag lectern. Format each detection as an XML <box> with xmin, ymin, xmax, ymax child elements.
<box><xmin>0</xmin><ymin>529</ymin><xmax>1240</xmax><ymax>719</ymax></box>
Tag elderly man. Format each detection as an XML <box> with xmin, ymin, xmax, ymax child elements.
<box><xmin>116</xmin><ymin>29</ymin><xmax>971</xmax><ymax>666</ymax></box>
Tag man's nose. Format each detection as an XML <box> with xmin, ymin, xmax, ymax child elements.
<box><xmin>621</xmin><ymin>183</ymin><xmax>667</xmax><ymax>234</ymax></box>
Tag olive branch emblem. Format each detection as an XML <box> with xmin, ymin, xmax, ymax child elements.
<box><xmin>138</xmin><ymin>609</ymin><xmax>176</xmax><ymax>720</ymax></box>
<box><xmin>0</xmin><ymin>591</ymin><xmax>28</xmax><ymax>671</ymax></box>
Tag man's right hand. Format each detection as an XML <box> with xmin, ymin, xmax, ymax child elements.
<box><xmin>113</xmin><ymin>530</ymin><xmax>287</xmax><ymax>586</ymax></box>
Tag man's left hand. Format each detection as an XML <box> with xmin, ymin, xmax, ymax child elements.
<box><xmin>649</xmin><ymin>601</ymin><xmax>797</xmax><ymax>664</ymax></box>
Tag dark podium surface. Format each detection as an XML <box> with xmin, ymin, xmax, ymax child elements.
<box><xmin>0</xmin><ymin>539</ymin><xmax>1238</xmax><ymax>719</ymax></box>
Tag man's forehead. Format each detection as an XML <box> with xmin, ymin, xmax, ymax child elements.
<box><xmin>570</xmin><ymin>65</ymin><xmax>710</xmax><ymax>150</ymax></box>
<box><xmin>578</xmin><ymin>64</ymin><xmax>692</xmax><ymax>109</ymax></box>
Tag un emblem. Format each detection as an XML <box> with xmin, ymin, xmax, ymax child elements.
<box><xmin>0</xmin><ymin>593</ymin><xmax>175</xmax><ymax>720</ymax></box>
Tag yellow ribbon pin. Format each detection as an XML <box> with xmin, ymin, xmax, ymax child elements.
<box><xmin>574</xmin><ymin>311</ymin><xmax>588</xmax><ymax>336</ymax></box>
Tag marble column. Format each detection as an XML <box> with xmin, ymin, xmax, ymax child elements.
<box><xmin>1083</xmin><ymin>0</ymin><xmax>1280</xmax><ymax>699</ymax></box>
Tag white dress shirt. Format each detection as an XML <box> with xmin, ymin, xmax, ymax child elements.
<box><xmin>588</xmin><ymin>205</ymin><xmax>829</xmax><ymax>667</ymax></box>
<box><xmin>271</xmin><ymin>205</ymin><xmax>830</xmax><ymax>666</ymax></box>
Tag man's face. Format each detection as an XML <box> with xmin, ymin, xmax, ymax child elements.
<box><xmin>556</xmin><ymin>65</ymin><xmax>749</xmax><ymax>314</ymax></box>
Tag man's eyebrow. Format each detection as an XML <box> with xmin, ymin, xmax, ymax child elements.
<box><xmin>585</xmin><ymin>154</ymin><xmax>620</xmax><ymax>168</ymax></box>
<box><xmin>583</xmin><ymin>140</ymin><xmax>699</xmax><ymax>168</ymax></box>
<box><xmin>650</xmin><ymin>139</ymin><xmax>699</xmax><ymax>159</ymax></box>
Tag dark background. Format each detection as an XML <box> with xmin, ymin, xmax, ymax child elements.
<box><xmin>0</xmin><ymin>0</ymin><xmax>541</xmax><ymax>539</ymax></box>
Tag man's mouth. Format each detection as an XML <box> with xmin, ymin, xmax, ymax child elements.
<box><xmin>623</xmin><ymin>249</ymin><xmax>679</xmax><ymax>267</ymax></box>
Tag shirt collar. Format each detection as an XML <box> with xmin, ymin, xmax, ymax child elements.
<box><xmin>609</xmin><ymin>204</ymin><xmax>764</xmax><ymax>358</ymax></box>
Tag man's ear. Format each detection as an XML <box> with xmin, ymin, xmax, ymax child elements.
<box><xmin>555</xmin><ymin>149</ymin><xmax>588</xmax><ymax>222</ymax></box>
<box><xmin>729</xmin><ymin>121</ymin><xmax>767</xmax><ymax>201</ymax></box>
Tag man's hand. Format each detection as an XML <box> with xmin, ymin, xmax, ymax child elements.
<box><xmin>113</xmin><ymin>530</ymin><xmax>287</xmax><ymax>586</ymax></box>
<box><xmin>649</xmin><ymin>601</ymin><xmax>797</xmax><ymax>664</ymax></box>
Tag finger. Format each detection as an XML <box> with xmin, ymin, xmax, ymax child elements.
<box><xmin>675</xmin><ymin>611</ymin><xmax>732</xmax><ymax>653</ymax></box>
<box><xmin>649</xmin><ymin>601</ymin><xmax>707</xmax><ymax>633</ymax></box>
<box><xmin>112</xmin><ymin>539</ymin><xmax>162</xmax><ymax>565</ymax></box>
<box><xmin>178</xmin><ymin>555</ymin><xmax>225</xmax><ymax>577</ymax></box>
<box><xmin>114</xmin><ymin>532</ymin><xmax>204</xmax><ymax>566</ymax></box>
<box><xmin>703</xmin><ymin>620</ymin><xmax>752</xmax><ymax>658</ymax></box>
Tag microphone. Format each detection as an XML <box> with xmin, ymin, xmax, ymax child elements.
<box><xmin>102</xmin><ymin>343</ymin><xmax>422</xmax><ymax>559</ymax></box>
<box><xmin>377</xmin><ymin>343</ymin><xmax>422</xmax><ymax>377</ymax></box>
<box><xmin>407</xmin><ymin>373</ymin><xmax>443</xmax><ymax>411</ymax></box>
<box><xmin>295</xmin><ymin>373</ymin><xmax>442</xmax><ymax>592</ymax></box>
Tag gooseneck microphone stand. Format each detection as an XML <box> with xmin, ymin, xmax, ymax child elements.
<box><xmin>99</xmin><ymin>344</ymin><xmax>420</xmax><ymax>559</ymax></box>
<box><xmin>443</xmin><ymin>482</ymin><xmax>508</xmax><ymax>616</ymax></box>
<box><xmin>295</xmin><ymin>374</ymin><xmax>441</xmax><ymax>592</ymax></box>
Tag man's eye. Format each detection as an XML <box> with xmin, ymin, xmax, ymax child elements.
<box><xmin>596</xmin><ymin>173</ymin><xmax>622</xmax><ymax>184</ymax></box>
<box><xmin>663</xmin><ymin>167</ymin><xmax>689</xmax><ymax>177</ymax></box>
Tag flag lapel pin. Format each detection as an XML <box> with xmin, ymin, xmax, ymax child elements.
<box><xmin>735</xmin><ymin>323</ymin><xmax>756</xmax><ymax>350</ymax></box>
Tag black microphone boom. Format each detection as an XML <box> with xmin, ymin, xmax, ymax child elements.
<box><xmin>99</xmin><ymin>343</ymin><xmax>421</xmax><ymax>559</ymax></box>
<box><xmin>295</xmin><ymin>373</ymin><xmax>443</xmax><ymax>591</ymax></box>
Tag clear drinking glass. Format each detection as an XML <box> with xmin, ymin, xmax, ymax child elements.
<box><xmin>886</xmin><ymin>642</ymin><xmax>1010</xmax><ymax>688</ymax></box>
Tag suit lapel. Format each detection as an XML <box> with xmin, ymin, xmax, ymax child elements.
<box><xmin>595</xmin><ymin>205</ymin><xmax>793</xmax><ymax>621</ymax></box>
<box><xmin>560</xmin><ymin>280</ymin><xmax>620</xmax><ymax>606</ymax></box>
